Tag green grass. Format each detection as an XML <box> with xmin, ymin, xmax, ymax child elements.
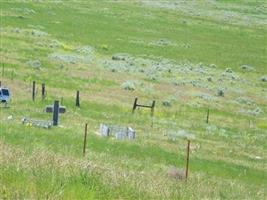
<box><xmin>1</xmin><ymin>0</ymin><xmax>266</xmax><ymax>199</ymax></box>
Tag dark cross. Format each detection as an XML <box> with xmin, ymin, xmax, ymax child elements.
<box><xmin>45</xmin><ymin>101</ymin><xmax>66</xmax><ymax>126</ymax></box>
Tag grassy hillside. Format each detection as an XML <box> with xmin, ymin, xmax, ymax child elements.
<box><xmin>0</xmin><ymin>0</ymin><xmax>266</xmax><ymax>199</ymax></box>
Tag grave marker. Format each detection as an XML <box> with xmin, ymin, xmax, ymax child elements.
<box><xmin>45</xmin><ymin>101</ymin><xmax>66</xmax><ymax>126</ymax></box>
<box><xmin>99</xmin><ymin>124</ymin><xmax>110</xmax><ymax>137</ymax></box>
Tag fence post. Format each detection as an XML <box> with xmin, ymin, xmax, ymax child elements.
<box><xmin>76</xmin><ymin>90</ymin><xmax>80</xmax><ymax>107</ymax></box>
<box><xmin>132</xmin><ymin>97</ymin><xmax>138</xmax><ymax>113</ymax></box>
<box><xmin>83</xmin><ymin>123</ymin><xmax>88</xmax><ymax>156</ymax></box>
<box><xmin>185</xmin><ymin>140</ymin><xmax>190</xmax><ymax>180</ymax></box>
<box><xmin>206</xmin><ymin>108</ymin><xmax>210</xmax><ymax>124</ymax></box>
<box><xmin>32</xmin><ymin>81</ymin><xmax>36</xmax><ymax>101</ymax></box>
<box><xmin>52</xmin><ymin>100</ymin><xmax>59</xmax><ymax>126</ymax></box>
<box><xmin>41</xmin><ymin>83</ymin><xmax>46</xmax><ymax>100</ymax></box>
<box><xmin>151</xmin><ymin>100</ymin><xmax>156</xmax><ymax>117</ymax></box>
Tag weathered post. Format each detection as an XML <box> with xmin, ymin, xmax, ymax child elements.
<box><xmin>132</xmin><ymin>97</ymin><xmax>138</xmax><ymax>113</ymax></box>
<box><xmin>185</xmin><ymin>140</ymin><xmax>191</xmax><ymax>180</ymax></box>
<box><xmin>206</xmin><ymin>108</ymin><xmax>210</xmax><ymax>124</ymax></box>
<box><xmin>83</xmin><ymin>123</ymin><xmax>88</xmax><ymax>156</ymax></box>
<box><xmin>151</xmin><ymin>100</ymin><xmax>156</xmax><ymax>127</ymax></box>
<box><xmin>151</xmin><ymin>100</ymin><xmax>156</xmax><ymax>117</ymax></box>
<box><xmin>41</xmin><ymin>83</ymin><xmax>46</xmax><ymax>100</ymax></box>
<box><xmin>52</xmin><ymin>100</ymin><xmax>59</xmax><ymax>126</ymax></box>
<box><xmin>76</xmin><ymin>90</ymin><xmax>80</xmax><ymax>107</ymax></box>
<box><xmin>32</xmin><ymin>81</ymin><xmax>36</xmax><ymax>101</ymax></box>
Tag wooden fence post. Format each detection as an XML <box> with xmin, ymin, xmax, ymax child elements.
<box><xmin>132</xmin><ymin>97</ymin><xmax>138</xmax><ymax>113</ymax></box>
<box><xmin>83</xmin><ymin>123</ymin><xmax>88</xmax><ymax>156</ymax></box>
<box><xmin>185</xmin><ymin>140</ymin><xmax>191</xmax><ymax>180</ymax></box>
<box><xmin>32</xmin><ymin>81</ymin><xmax>36</xmax><ymax>101</ymax></box>
<box><xmin>151</xmin><ymin>100</ymin><xmax>156</xmax><ymax>117</ymax></box>
<box><xmin>76</xmin><ymin>90</ymin><xmax>80</xmax><ymax>107</ymax></box>
<box><xmin>206</xmin><ymin>108</ymin><xmax>210</xmax><ymax>124</ymax></box>
<box><xmin>41</xmin><ymin>83</ymin><xmax>46</xmax><ymax>100</ymax></box>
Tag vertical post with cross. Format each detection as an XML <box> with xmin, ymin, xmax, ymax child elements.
<box><xmin>52</xmin><ymin>100</ymin><xmax>59</xmax><ymax>126</ymax></box>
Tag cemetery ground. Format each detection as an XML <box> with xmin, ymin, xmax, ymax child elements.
<box><xmin>0</xmin><ymin>0</ymin><xmax>267</xmax><ymax>199</ymax></box>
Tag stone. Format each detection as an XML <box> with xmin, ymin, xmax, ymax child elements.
<box><xmin>225</xmin><ymin>68</ymin><xmax>233</xmax><ymax>73</ymax></box>
<box><xmin>21</xmin><ymin>117</ymin><xmax>52</xmax><ymax>129</ymax></box>
<box><xmin>127</xmin><ymin>127</ymin><xmax>136</xmax><ymax>140</ymax></box>
<box><xmin>27</xmin><ymin>59</ymin><xmax>41</xmax><ymax>69</ymax></box>
<box><xmin>7</xmin><ymin>115</ymin><xmax>13</xmax><ymax>120</ymax></box>
<box><xmin>240</xmin><ymin>65</ymin><xmax>255</xmax><ymax>71</ymax></box>
<box><xmin>217</xmin><ymin>89</ymin><xmax>224</xmax><ymax>97</ymax></box>
<box><xmin>167</xmin><ymin>167</ymin><xmax>185</xmax><ymax>180</ymax></box>
<box><xmin>99</xmin><ymin>124</ymin><xmax>110</xmax><ymax>137</ymax></box>
<box><xmin>260</xmin><ymin>76</ymin><xmax>267</xmax><ymax>82</ymax></box>
<box><xmin>115</xmin><ymin>132</ymin><xmax>127</xmax><ymax>140</ymax></box>
<box><xmin>121</xmin><ymin>81</ymin><xmax>137</xmax><ymax>91</ymax></box>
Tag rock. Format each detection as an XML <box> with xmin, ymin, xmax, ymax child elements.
<box><xmin>167</xmin><ymin>167</ymin><xmax>185</xmax><ymax>180</ymax></box>
<box><xmin>27</xmin><ymin>60</ymin><xmax>41</xmax><ymax>69</ymax></box>
<box><xmin>7</xmin><ymin>115</ymin><xmax>13</xmax><ymax>120</ymax></box>
<box><xmin>236</xmin><ymin>97</ymin><xmax>255</xmax><ymax>105</ymax></box>
<box><xmin>162</xmin><ymin>100</ymin><xmax>172</xmax><ymax>107</ymax></box>
<box><xmin>209</xmin><ymin>64</ymin><xmax>217</xmax><ymax>68</ymax></box>
<box><xmin>31</xmin><ymin>29</ymin><xmax>48</xmax><ymax>37</ymax></box>
<box><xmin>225</xmin><ymin>68</ymin><xmax>233</xmax><ymax>73</ymax></box>
<box><xmin>207</xmin><ymin>77</ymin><xmax>212</xmax><ymax>82</ymax></box>
<box><xmin>75</xmin><ymin>46</ymin><xmax>94</xmax><ymax>55</ymax></box>
<box><xmin>240</xmin><ymin>65</ymin><xmax>255</xmax><ymax>71</ymax></box>
<box><xmin>176</xmin><ymin>130</ymin><xmax>195</xmax><ymax>140</ymax></box>
<box><xmin>217</xmin><ymin>89</ymin><xmax>224</xmax><ymax>97</ymax></box>
<box><xmin>112</xmin><ymin>53</ymin><xmax>129</xmax><ymax>61</ymax></box>
<box><xmin>149</xmin><ymin>38</ymin><xmax>176</xmax><ymax>46</ymax></box>
<box><xmin>260</xmin><ymin>76</ymin><xmax>267</xmax><ymax>82</ymax></box>
<box><xmin>121</xmin><ymin>81</ymin><xmax>137</xmax><ymax>91</ymax></box>
<box><xmin>12</xmin><ymin>28</ymin><xmax>21</xmax><ymax>33</ymax></box>
<box><xmin>252</xmin><ymin>107</ymin><xmax>263</xmax><ymax>115</ymax></box>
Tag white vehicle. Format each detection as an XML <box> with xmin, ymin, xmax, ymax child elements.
<box><xmin>0</xmin><ymin>87</ymin><xmax>11</xmax><ymax>103</ymax></box>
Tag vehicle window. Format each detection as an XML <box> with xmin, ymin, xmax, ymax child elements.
<box><xmin>2</xmin><ymin>89</ymin><xmax>9</xmax><ymax>96</ymax></box>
